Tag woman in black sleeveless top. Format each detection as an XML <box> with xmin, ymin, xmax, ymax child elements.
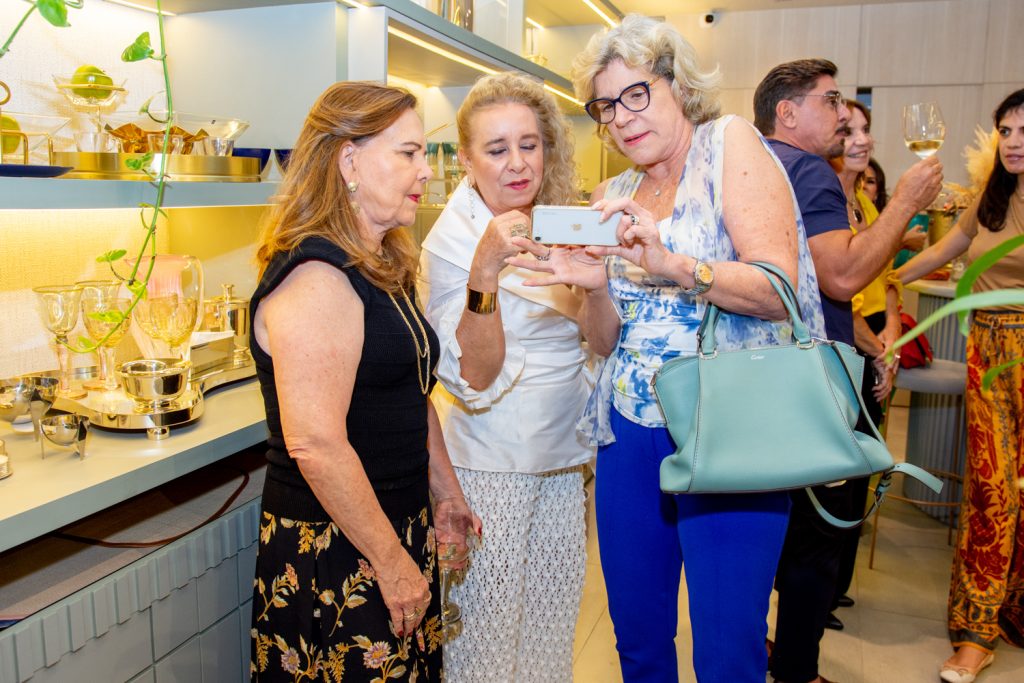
<box><xmin>248</xmin><ymin>82</ymin><xmax>474</xmax><ymax>682</ymax></box>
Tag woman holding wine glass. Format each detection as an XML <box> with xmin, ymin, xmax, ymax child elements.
<box><xmin>896</xmin><ymin>87</ymin><xmax>1024</xmax><ymax>683</ymax></box>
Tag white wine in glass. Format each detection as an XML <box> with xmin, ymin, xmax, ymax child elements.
<box><xmin>903</xmin><ymin>102</ymin><xmax>946</xmax><ymax>158</ymax></box>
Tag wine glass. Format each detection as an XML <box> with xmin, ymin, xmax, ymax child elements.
<box><xmin>32</xmin><ymin>285</ymin><xmax>85</xmax><ymax>399</ymax></box>
<box><xmin>77</xmin><ymin>280</ymin><xmax>123</xmax><ymax>390</ymax></box>
<box><xmin>82</xmin><ymin>297</ymin><xmax>133</xmax><ymax>392</ymax></box>
<box><xmin>433</xmin><ymin>495</ymin><xmax>480</xmax><ymax>643</ymax></box>
<box><xmin>126</xmin><ymin>254</ymin><xmax>204</xmax><ymax>365</ymax></box>
<box><xmin>902</xmin><ymin>102</ymin><xmax>946</xmax><ymax>158</ymax></box>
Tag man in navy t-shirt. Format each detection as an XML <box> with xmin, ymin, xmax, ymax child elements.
<box><xmin>753</xmin><ymin>59</ymin><xmax>943</xmax><ymax>683</ymax></box>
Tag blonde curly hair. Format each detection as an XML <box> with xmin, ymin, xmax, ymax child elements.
<box><xmin>572</xmin><ymin>13</ymin><xmax>721</xmax><ymax>147</ymax></box>
<box><xmin>456</xmin><ymin>71</ymin><xmax>579</xmax><ymax>206</ymax></box>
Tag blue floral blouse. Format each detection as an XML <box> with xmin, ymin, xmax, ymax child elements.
<box><xmin>579</xmin><ymin>115</ymin><xmax>827</xmax><ymax>445</ymax></box>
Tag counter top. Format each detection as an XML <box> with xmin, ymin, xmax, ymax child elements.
<box><xmin>0</xmin><ymin>379</ymin><xmax>267</xmax><ymax>554</ymax></box>
<box><xmin>908</xmin><ymin>279</ymin><xmax>956</xmax><ymax>299</ymax></box>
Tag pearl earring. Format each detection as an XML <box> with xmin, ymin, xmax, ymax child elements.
<box><xmin>468</xmin><ymin>187</ymin><xmax>476</xmax><ymax>220</ymax></box>
<box><xmin>347</xmin><ymin>181</ymin><xmax>358</xmax><ymax>193</ymax></box>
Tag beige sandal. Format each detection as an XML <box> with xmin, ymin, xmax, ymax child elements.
<box><xmin>939</xmin><ymin>652</ymin><xmax>994</xmax><ymax>683</ymax></box>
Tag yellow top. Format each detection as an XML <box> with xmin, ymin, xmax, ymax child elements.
<box><xmin>851</xmin><ymin>190</ymin><xmax>902</xmax><ymax>316</ymax></box>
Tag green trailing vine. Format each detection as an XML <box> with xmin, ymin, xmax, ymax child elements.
<box><xmin>1</xmin><ymin>0</ymin><xmax>173</xmax><ymax>354</ymax></box>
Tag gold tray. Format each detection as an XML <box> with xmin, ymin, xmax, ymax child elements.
<box><xmin>51</xmin><ymin>151</ymin><xmax>260</xmax><ymax>182</ymax></box>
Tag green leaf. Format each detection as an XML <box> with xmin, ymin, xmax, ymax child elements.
<box><xmin>121</xmin><ymin>32</ymin><xmax>153</xmax><ymax>62</ymax></box>
<box><xmin>953</xmin><ymin>233</ymin><xmax>1024</xmax><ymax>334</ymax></box>
<box><xmin>124</xmin><ymin>152</ymin><xmax>153</xmax><ymax>171</ymax></box>
<box><xmin>138</xmin><ymin>92</ymin><xmax>169</xmax><ymax>124</ymax></box>
<box><xmin>87</xmin><ymin>310</ymin><xmax>125</xmax><ymax>324</ymax></box>
<box><xmin>126</xmin><ymin>280</ymin><xmax>147</xmax><ymax>297</ymax></box>
<box><xmin>981</xmin><ymin>357</ymin><xmax>1024</xmax><ymax>392</ymax></box>
<box><xmin>77</xmin><ymin>336</ymin><xmax>92</xmax><ymax>348</ymax></box>
<box><xmin>37</xmin><ymin>0</ymin><xmax>70</xmax><ymax>28</ymax></box>
<box><xmin>889</xmin><ymin>289</ymin><xmax>1024</xmax><ymax>360</ymax></box>
<box><xmin>96</xmin><ymin>249</ymin><xmax>127</xmax><ymax>263</ymax></box>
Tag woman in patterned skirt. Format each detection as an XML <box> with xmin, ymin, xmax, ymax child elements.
<box><xmin>897</xmin><ymin>87</ymin><xmax>1024</xmax><ymax>683</ymax></box>
<box><xmin>249</xmin><ymin>82</ymin><xmax>475</xmax><ymax>681</ymax></box>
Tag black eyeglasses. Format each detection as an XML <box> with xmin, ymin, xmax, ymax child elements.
<box><xmin>584</xmin><ymin>77</ymin><xmax>661</xmax><ymax>124</ymax></box>
<box><xmin>800</xmin><ymin>91</ymin><xmax>844</xmax><ymax>111</ymax></box>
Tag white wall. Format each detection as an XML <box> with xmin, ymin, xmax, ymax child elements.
<box><xmin>165</xmin><ymin>3</ymin><xmax>339</xmax><ymax>150</ymax></box>
<box><xmin>0</xmin><ymin>1</ymin><xmax>164</xmax><ymax>160</ymax></box>
<box><xmin>667</xmin><ymin>0</ymin><xmax>1024</xmax><ymax>190</ymax></box>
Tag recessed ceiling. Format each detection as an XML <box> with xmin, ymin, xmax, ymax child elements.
<box><xmin>526</xmin><ymin>0</ymin><xmax>949</xmax><ymax>28</ymax></box>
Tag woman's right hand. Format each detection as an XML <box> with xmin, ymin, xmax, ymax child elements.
<box><xmin>471</xmin><ymin>210</ymin><xmax>533</xmax><ymax>281</ymax></box>
<box><xmin>374</xmin><ymin>550</ymin><xmax>432</xmax><ymax>637</ymax></box>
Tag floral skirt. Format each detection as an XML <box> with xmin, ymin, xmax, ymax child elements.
<box><xmin>948</xmin><ymin>311</ymin><xmax>1024</xmax><ymax>652</ymax></box>
<box><xmin>250</xmin><ymin>478</ymin><xmax>444</xmax><ymax>681</ymax></box>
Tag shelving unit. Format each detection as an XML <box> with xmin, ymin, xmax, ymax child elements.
<box><xmin>0</xmin><ymin>176</ymin><xmax>279</xmax><ymax>210</ymax></box>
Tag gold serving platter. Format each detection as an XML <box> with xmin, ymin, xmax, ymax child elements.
<box><xmin>51</xmin><ymin>151</ymin><xmax>260</xmax><ymax>182</ymax></box>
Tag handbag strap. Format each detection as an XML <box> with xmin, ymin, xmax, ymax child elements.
<box><xmin>804</xmin><ymin>343</ymin><xmax>944</xmax><ymax>528</ymax></box>
<box><xmin>805</xmin><ymin>462</ymin><xmax>942</xmax><ymax>529</ymax></box>
<box><xmin>697</xmin><ymin>262</ymin><xmax>812</xmax><ymax>356</ymax></box>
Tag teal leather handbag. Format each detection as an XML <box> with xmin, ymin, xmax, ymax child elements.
<box><xmin>653</xmin><ymin>262</ymin><xmax>942</xmax><ymax>528</ymax></box>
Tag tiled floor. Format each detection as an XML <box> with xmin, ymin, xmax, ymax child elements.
<box><xmin>571</xmin><ymin>406</ymin><xmax>1024</xmax><ymax>682</ymax></box>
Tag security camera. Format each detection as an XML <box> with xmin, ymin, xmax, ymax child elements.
<box><xmin>700</xmin><ymin>11</ymin><xmax>721</xmax><ymax>27</ymax></box>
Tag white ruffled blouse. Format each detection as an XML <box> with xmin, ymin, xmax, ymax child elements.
<box><xmin>418</xmin><ymin>179</ymin><xmax>596</xmax><ymax>473</ymax></box>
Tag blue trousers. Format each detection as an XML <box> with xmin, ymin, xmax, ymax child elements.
<box><xmin>596</xmin><ymin>408</ymin><xmax>791</xmax><ymax>682</ymax></box>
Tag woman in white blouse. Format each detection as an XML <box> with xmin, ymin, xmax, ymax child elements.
<box><xmin>419</xmin><ymin>72</ymin><xmax>592</xmax><ymax>682</ymax></box>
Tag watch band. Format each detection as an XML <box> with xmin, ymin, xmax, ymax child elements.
<box><xmin>466</xmin><ymin>287</ymin><xmax>497</xmax><ymax>314</ymax></box>
<box><xmin>684</xmin><ymin>259</ymin><xmax>713</xmax><ymax>296</ymax></box>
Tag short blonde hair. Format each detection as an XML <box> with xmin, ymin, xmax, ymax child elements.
<box><xmin>457</xmin><ymin>72</ymin><xmax>578</xmax><ymax>206</ymax></box>
<box><xmin>572</xmin><ymin>14</ymin><xmax>721</xmax><ymax>136</ymax></box>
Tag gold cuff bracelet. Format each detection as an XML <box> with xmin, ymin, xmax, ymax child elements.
<box><xmin>466</xmin><ymin>287</ymin><xmax>497</xmax><ymax>315</ymax></box>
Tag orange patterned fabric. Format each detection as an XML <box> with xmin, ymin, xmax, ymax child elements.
<box><xmin>948</xmin><ymin>310</ymin><xmax>1024</xmax><ymax>652</ymax></box>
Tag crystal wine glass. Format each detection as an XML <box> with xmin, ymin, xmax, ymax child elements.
<box><xmin>433</xmin><ymin>495</ymin><xmax>480</xmax><ymax>643</ymax></box>
<box><xmin>902</xmin><ymin>102</ymin><xmax>946</xmax><ymax>158</ymax></box>
<box><xmin>82</xmin><ymin>297</ymin><xmax>133</xmax><ymax>392</ymax></box>
<box><xmin>33</xmin><ymin>285</ymin><xmax>85</xmax><ymax>399</ymax></box>
<box><xmin>77</xmin><ymin>280</ymin><xmax>124</xmax><ymax>390</ymax></box>
<box><xmin>126</xmin><ymin>254</ymin><xmax>204</xmax><ymax>365</ymax></box>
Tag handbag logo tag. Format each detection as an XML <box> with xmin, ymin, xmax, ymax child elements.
<box><xmin>750</xmin><ymin>354</ymin><xmax>766</xmax><ymax>360</ymax></box>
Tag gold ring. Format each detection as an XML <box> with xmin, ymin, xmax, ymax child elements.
<box><xmin>536</xmin><ymin>249</ymin><xmax>551</xmax><ymax>261</ymax></box>
<box><xmin>510</xmin><ymin>222</ymin><xmax>528</xmax><ymax>237</ymax></box>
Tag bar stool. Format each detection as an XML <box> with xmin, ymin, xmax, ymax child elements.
<box><xmin>868</xmin><ymin>358</ymin><xmax>967</xmax><ymax>569</ymax></box>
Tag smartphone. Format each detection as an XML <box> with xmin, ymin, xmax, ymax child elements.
<box><xmin>530</xmin><ymin>205</ymin><xmax>622</xmax><ymax>246</ymax></box>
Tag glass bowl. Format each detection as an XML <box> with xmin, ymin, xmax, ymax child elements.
<box><xmin>53</xmin><ymin>75</ymin><xmax>127</xmax><ymax>108</ymax></box>
<box><xmin>0</xmin><ymin>111</ymin><xmax>72</xmax><ymax>163</ymax></box>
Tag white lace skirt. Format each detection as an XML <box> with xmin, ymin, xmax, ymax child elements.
<box><xmin>444</xmin><ymin>466</ymin><xmax>587</xmax><ymax>682</ymax></box>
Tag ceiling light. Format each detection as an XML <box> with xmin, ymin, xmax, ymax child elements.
<box><xmin>525</xmin><ymin>17</ymin><xmax>545</xmax><ymax>30</ymax></box>
<box><xmin>338</xmin><ymin>0</ymin><xmax>367</xmax><ymax>8</ymax></box>
<box><xmin>581</xmin><ymin>0</ymin><xmax>618</xmax><ymax>28</ymax></box>
<box><xmin>387</xmin><ymin>26</ymin><xmax>498</xmax><ymax>76</ymax></box>
<box><xmin>544</xmin><ymin>84</ymin><xmax>583</xmax><ymax>107</ymax></box>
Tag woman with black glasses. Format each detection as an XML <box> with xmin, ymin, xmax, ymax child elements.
<box><xmin>509</xmin><ymin>14</ymin><xmax>825</xmax><ymax>683</ymax></box>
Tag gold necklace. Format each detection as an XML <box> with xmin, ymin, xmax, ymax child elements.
<box><xmin>388</xmin><ymin>289</ymin><xmax>431</xmax><ymax>395</ymax></box>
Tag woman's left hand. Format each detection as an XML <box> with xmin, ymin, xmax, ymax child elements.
<box><xmin>588</xmin><ymin>197</ymin><xmax>674</xmax><ymax>278</ymax></box>
<box><xmin>433</xmin><ymin>496</ymin><xmax>482</xmax><ymax>572</ymax></box>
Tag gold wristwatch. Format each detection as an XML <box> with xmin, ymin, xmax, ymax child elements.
<box><xmin>685</xmin><ymin>260</ymin><xmax>714</xmax><ymax>296</ymax></box>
